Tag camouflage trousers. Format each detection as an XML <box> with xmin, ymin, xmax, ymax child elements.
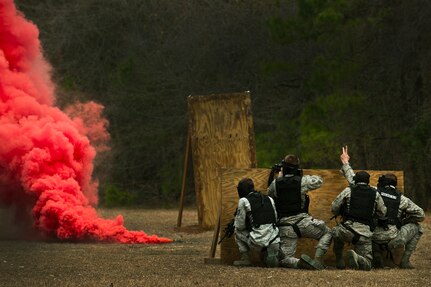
<box><xmin>332</xmin><ymin>224</ymin><xmax>372</xmax><ymax>269</ymax></box>
<box><xmin>234</xmin><ymin>230</ymin><xmax>279</xmax><ymax>253</ymax></box>
<box><xmin>372</xmin><ymin>223</ymin><xmax>422</xmax><ymax>267</ymax></box>
<box><xmin>278</xmin><ymin>216</ymin><xmax>332</xmax><ymax>268</ymax></box>
<box><xmin>388</xmin><ymin>223</ymin><xmax>423</xmax><ymax>252</ymax></box>
<box><xmin>235</xmin><ymin>230</ymin><xmax>252</xmax><ymax>253</ymax></box>
<box><xmin>234</xmin><ymin>230</ymin><xmax>280</xmax><ymax>262</ymax></box>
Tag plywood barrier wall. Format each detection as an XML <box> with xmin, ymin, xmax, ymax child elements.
<box><xmin>188</xmin><ymin>92</ymin><xmax>256</xmax><ymax>229</ymax></box>
<box><xmin>220</xmin><ymin>168</ymin><xmax>404</xmax><ymax>265</ymax></box>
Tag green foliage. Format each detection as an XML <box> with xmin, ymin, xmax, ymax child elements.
<box><xmin>314</xmin><ymin>6</ymin><xmax>344</xmax><ymax>27</ymax></box>
<box><xmin>108</xmin><ymin>57</ymin><xmax>137</xmax><ymax>87</ymax></box>
<box><xmin>263</xmin><ymin>0</ymin><xmax>370</xmax><ymax>168</ymax></box>
<box><xmin>103</xmin><ymin>185</ymin><xmax>138</xmax><ymax>208</ymax></box>
<box><xmin>59</xmin><ymin>74</ymin><xmax>78</xmax><ymax>92</ymax></box>
<box><xmin>307</xmin><ymin>56</ymin><xmax>360</xmax><ymax>94</ymax></box>
<box><xmin>401</xmin><ymin>114</ymin><xmax>431</xmax><ymax>159</ymax></box>
<box><xmin>255</xmin><ymin>111</ymin><xmax>303</xmax><ymax>169</ymax></box>
<box><xmin>157</xmin><ymin>152</ymin><xmax>184</xmax><ymax>200</ymax></box>
<box><xmin>298</xmin><ymin>92</ymin><xmax>366</xmax><ymax>166</ymax></box>
<box><xmin>17</xmin><ymin>0</ymin><xmax>431</xmax><ymax>208</ymax></box>
<box><xmin>298</xmin><ymin>0</ymin><xmax>327</xmax><ymax>18</ymax></box>
<box><xmin>260</xmin><ymin>61</ymin><xmax>296</xmax><ymax>78</ymax></box>
<box><xmin>268</xmin><ymin>0</ymin><xmax>349</xmax><ymax>44</ymax></box>
<box><xmin>256</xmin><ymin>131</ymin><xmax>289</xmax><ymax>168</ymax></box>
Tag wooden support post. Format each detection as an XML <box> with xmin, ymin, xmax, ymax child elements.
<box><xmin>177</xmin><ymin>131</ymin><xmax>191</xmax><ymax>228</ymax></box>
<box><xmin>204</xmin><ymin>206</ymin><xmax>222</xmax><ymax>264</ymax></box>
<box><xmin>209</xmin><ymin>206</ymin><xmax>221</xmax><ymax>258</ymax></box>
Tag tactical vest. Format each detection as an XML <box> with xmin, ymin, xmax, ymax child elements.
<box><xmin>345</xmin><ymin>184</ymin><xmax>376</xmax><ymax>226</ymax></box>
<box><xmin>246</xmin><ymin>192</ymin><xmax>277</xmax><ymax>228</ymax></box>
<box><xmin>378</xmin><ymin>186</ymin><xmax>402</xmax><ymax>228</ymax></box>
<box><xmin>274</xmin><ymin>175</ymin><xmax>309</xmax><ymax>217</ymax></box>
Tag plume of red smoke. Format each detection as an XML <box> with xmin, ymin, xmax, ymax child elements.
<box><xmin>0</xmin><ymin>0</ymin><xmax>172</xmax><ymax>243</ymax></box>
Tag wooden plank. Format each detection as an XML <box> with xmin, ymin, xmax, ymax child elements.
<box><xmin>188</xmin><ymin>92</ymin><xmax>256</xmax><ymax>229</ymax></box>
<box><xmin>177</xmin><ymin>132</ymin><xmax>191</xmax><ymax>228</ymax></box>
<box><xmin>220</xmin><ymin>168</ymin><xmax>404</xmax><ymax>265</ymax></box>
<box><xmin>209</xmin><ymin>206</ymin><xmax>222</xmax><ymax>258</ymax></box>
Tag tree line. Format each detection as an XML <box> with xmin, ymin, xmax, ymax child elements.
<box><xmin>16</xmin><ymin>0</ymin><xmax>431</xmax><ymax>209</ymax></box>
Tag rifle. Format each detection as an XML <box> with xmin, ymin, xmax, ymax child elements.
<box><xmin>330</xmin><ymin>202</ymin><xmax>347</xmax><ymax>223</ymax></box>
<box><xmin>218</xmin><ymin>218</ymin><xmax>235</xmax><ymax>244</ymax></box>
<box><xmin>218</xmin><ymin>208</ymin><xmax>238</xmax><ymax>244</ymax></box>
<box><xmin>267</xmin><ymin>163</ymin><xmax>282</xmax><ymax>187</ymax></box>
<box><xmin>267</xmin><ymin>163</ymin><xmax>303</xmax><ymax>187</ymax></box>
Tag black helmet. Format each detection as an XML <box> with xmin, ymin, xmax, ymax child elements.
<box><xmin>377</xmin><ymin>174</ymin><xmax>397</xmax><ymax>188</ymax></box>
<box><xmin>353</xmin><ymin>171</ymin><xmax>370</xmax><ymax>184</ymax></box>
<box><xmin>237</xmin><ymin>178</ymin><xmax>255</xmax><ymax>198</ymax></box>
<box><xmin>282</xmin><ymin>154</ymin><xmax>300</xmax><ymax>176</ymax></box>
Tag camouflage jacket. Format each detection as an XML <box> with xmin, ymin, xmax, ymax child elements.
<box><xmin>234</xmin><ymin>196</ymin><xmax>280</xmax><ymax>247</ymax></box>
<box><xmin>340</xmin><ymin>163</ymin><xmax>425</xmax><ymax>240</ymax></box>
<box><xmin>267</xmin><ymin>174</ymin><xmax>323</xmax><ymax>223</ymax></box>
<box><xmin>373</xmin><ymin>194</ymin><xmax>425</xmax><ymax>242</ymax></box>
<box><xmin>332</xmin><ymin>163</ymin><xmax>386</xmax><ymax>237</ymax></box>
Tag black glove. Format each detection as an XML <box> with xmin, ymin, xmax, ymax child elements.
<box><xmin>402</xmin><ymin>216</ymin><xmax>419</xmax><ymax>225</ymax></box>
<box><xmin>377</xmin><ymin>217</ymin><xmax>389</xmax><ymax>230</ymax></box>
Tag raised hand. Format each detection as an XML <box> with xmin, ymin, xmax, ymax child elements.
<box><xmin>340</xmin><ymin>145</ymin><xmax>350</xmax><ymax>165</ymax></box>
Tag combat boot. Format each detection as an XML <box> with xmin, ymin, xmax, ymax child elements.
<box><xmin>297</xmin><ymin>254</ymin><xmax>325</xmax><ymax>270</ymax></box>
<box><xmin>346</xmin><ymin>250</ymin><xmax>359</xmax><ymax>270</ymax></box>
<box><xmin>347</xmin><ymin>250</ymin><xmax>371</xmax><ymax>271</ymax></box>
<box><xmin>333</xmin><ymin>239</ymin><xmax>345</xmax><ymax>269</ymax></box>
<box><xmin>314</xmin><ymin>247</ymin><xmax>326</xmax><ymax>267</ymax></box>
<box><xmin>400</xmin><ymin>250</ymin><xmax>414</xmax><ymax>269</ymax></box>
<box><xmin>372</xmin><ymin>243</ymin><xmax>383</xmax><ymax>269</ymax></box>
<box><xmin>335</xmin><ymin>257</ymin><xmax>345</xmax><ymax>270</ymax></box>
<box><xmin>372</xmin><ymin>251</ymin><xmax>383</xmax><ymax>269</ymax></box>
<box><xmin>264</xmin><ymin>244</ymin><xmax>279</xmax><ymax>268</ymax></box>
<box><xmin>233</xmin><ymin>251</ymin><xmax>251</xmax><ymax>267</ymax></box>
<box><xmin>356</xmin><ymin>255</ymin><xmax>372</xmax><ymax>271</ymax></box>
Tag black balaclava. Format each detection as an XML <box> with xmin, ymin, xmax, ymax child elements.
<box><xmin>237</xmin><ymin>178</ymin><xmax>255</xmax><ymax>198</ymax></box>
<box><xmin>353</xmin><ymin>171</ymin><xmax>370</xmax><ymax>185</ymax></box>
<box><xmin>377</xmin><ymin>174</ymin><xmax>397</xmax><ymax>188</ymax></box>
<box><xmin>282</xmin><ymin>161</ymin><xmax>300</xmax><ymax>176</ymax></box>
<box><xmin>282</xmin><ymin>154</ymin><xmax>300</xmax><ymax>176</ymax></box>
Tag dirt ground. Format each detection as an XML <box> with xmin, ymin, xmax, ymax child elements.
<box><xmin>0</xmin><ymin>208</ymin><xmax>430</xmax><ymax>287</ymax></box>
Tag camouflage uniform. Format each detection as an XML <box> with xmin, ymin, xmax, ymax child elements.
<box><xmin>374</xmin><ymin>195</ymin><xmax>424</xmax><ymax>268</ymax></box>
<box><xmin>234</xmin><ymin>195</ymin><xmax>280</xmax><ymax>251</ymax></box>
<box><xmin>268</xmin><ymin>175</ymin><xmax>332</xmax><ymax>268</ymax></box>
<box><xmin>373</xmin><ymin>195</ymin><xmax>424</xmax><ymax>241</ymax></box>
<box><xmin>342</xmin><ymin>164</ymin><xmax>425</xmax><ymax>268</ymax></box>
<box><xmin>234</xmin><ymin>193</ymin><xmax>280</xmax><ymax>266</ymax></box>
<box><xmin>331</xmin><ymin>163</ymin><xmax>387</xmax><ymax>270</ymax></box>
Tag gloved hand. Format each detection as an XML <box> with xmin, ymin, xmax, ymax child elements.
<box><xmin>402</xmin><ymin>217</ymin><xmax>419</xmax><ymax>225</ymax></box>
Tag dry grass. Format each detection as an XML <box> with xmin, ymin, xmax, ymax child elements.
<box><xmin>0</xmin><ymin>208</ymin><xmax>430</xmax><ymax>287</ymax></box>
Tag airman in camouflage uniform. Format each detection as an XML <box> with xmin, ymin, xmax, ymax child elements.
<box><xmin>331</xmin><ymin>147</ymin><xmax>387</xmax><ymax>271</ymax></box>
<box><xmin>340</xmin><ymin>146</ymin><xmax>425</xmax><ymax>269</ymax></box>
<box><xmin>268</xmin><ymin>154</ymin><xmax>332</xmax><ymax>270</ymax></box>
<box><xmin>234</xmin><ymin>178</ymin><xmax>280</xmax><ymax>267</ymax></box>
<box><xmin>372</xmin><ymin>173</ymin><xmax>425</xmax><ymax>269</ymax></box>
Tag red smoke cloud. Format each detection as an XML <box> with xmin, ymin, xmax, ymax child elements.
<box><xmin>0</xmin><ymin>0</ymin><xmax>171</xmax><ymax>243</ymax></box>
